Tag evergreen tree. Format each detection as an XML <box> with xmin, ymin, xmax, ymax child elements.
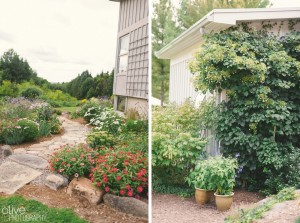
<box><xmin>177</xmin><ymin>0</ymin><xmax>270</xmax><ymax>30</ymax></box>
<box><xmin>152</xmin><ymin>0</ymin><xmax>181</xmax><ymax>105</ymax></box>
<box><xmin>0</xmin><ymin>49</ymin><xmax>36</xmax><ymax>83</ymax></box>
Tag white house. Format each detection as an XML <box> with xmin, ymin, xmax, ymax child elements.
<box><xmin>156</xmin><ymin>7</ymin><xmax>300</xmax><ymax>105</ymax></box>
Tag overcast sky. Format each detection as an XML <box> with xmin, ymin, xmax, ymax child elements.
<box><xmin>0</xmin><ymin>0</ymin><xmax>119</xmax><ymax>83</ymax></box>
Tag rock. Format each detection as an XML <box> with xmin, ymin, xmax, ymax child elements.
<box><xmin>0</xmin><ymin>145</ymin><xmax>13</xmax><ymax>159</ymax></box>
<box><xmin>67</xmin><ymin>177</ymin><xmax>104</xmax><ymax>205</ymax></box>
<box><xmin>13</xmin><ymin>148</ymin><xmax>26</xmax><ymax>154</ymax></box>
<box><xmin>45</xmin><ymin>174</ymin><xmax>68</xmax><ymax>190</ymax></box>
<box><xmin>0</xmin><ymin>161</ymin><xmax>42</xmax><ymax>194</ymax></box>
<box><xmin>103</xmin><ymin>194</ymin><xmax>148</xmax><ymax>218</ymax></box>
<box><xmin>8</xmin><ymin>154</ymin><xmax>48</xmax><ymax>169</ymax></box>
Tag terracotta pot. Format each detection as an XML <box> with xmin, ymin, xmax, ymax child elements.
<box><xmin>195</xmin><ymin>188</ymin><xmax>214</xmax><ymax>205</ymax></box>
<box><xmin>214</xmin><ymin>192</ymin><xmax>234</xmax><ymax>211</ymax></box>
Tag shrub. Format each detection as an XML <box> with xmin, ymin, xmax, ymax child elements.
<box><xmin>49</xmin><ymin>144</ymin><xmax>98</xmax><ymax>178</ymax></box>
<box><xmin>117</xmin><ymin>131</ymin><xmax>148</xmax><ymax>153</ymax></box>
<box><xmin>90</xmin><ymin>150</ymin><xmax>148</xmax><ymax>198</ymax></box>
<box><xmin>152</xmin><ymin>101</ymin><xmax>207</xmax><ymax>186</ymax></box>
<box><xmin>121</xmin><ymin>119</ymin><xmax>148</xmax><ymax>133</ymax></box>
<box><xmin>152</xmin><ymin>132</ymin><xmax>206</xmax><ymax>186</ymax></box>
<box><xmin>1</xmin><ymin>118</ymin><xmax>39</xmax><ymax>144</ymax></box>
<box><xmin>80</xmin><ymin>101</ymin><xmax>101</xmax><ymax>119</ymax></box>
<box><xmin>50</xmin><ymin>116</ymin><xmax>62</xmax><ymax>134</ymax></box>
<box><xmin>21</xmin><ymin>87</ymin><xmax>42</xmax><ymax>99</ymax></box>
<box><xmin>86</xmin><ymin>130</ymin><xmax>116</xmax><ymax>149</ymax></box>
<box><xmin>89</xmin><ymin>107</ymin><xmax>124</xmax><ymax>134</ymax></box>
<box><xmin>83</xmin><ymin>106</ymin><xmax>104</xmax><ymax>122</ymax></box>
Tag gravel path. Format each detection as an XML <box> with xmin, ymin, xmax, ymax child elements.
<box><xmin>152</xmin><ymin>191</ymin><xmax>264</xmax><ymax>223</ymax></box>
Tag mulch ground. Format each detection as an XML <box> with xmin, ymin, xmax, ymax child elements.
<box><xmin>1</xmin><ymin>185</ymin><xmax>147</xmax><ymax>223</ymax></box>
<box><xmin>152</xmin><ymin>190</ymin><xmax>264</xmax><ymax>223</ymax></box>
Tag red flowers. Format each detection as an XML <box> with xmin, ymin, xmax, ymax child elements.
<box><xmin>71</xmin><ymin>158</ymin><xmax>76</xmax><ymax>161</ymax></box>
<box><xmin>137</xmin><ymin>186</ymin><xmax>143</xmax><ymax>193</ymax></box>
<box><xmin>89</xmin><ymin>150</ymin><xmax>147</xmax><ymax>198</ymax></box>
<box><xmin>127</xmin><ymin>190</ymin><xmax>133</xmax><ymax>197</ymax></box>
<box><xmin>96</xmin><ymin>182</ymin><xmax>101</xmax><ymax>187</ymax></box>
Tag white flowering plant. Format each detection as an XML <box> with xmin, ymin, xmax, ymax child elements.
<box><xmin>88</xmin><ymin>107</ymin><xmax>124</xmax><ymax>134</ymax></box>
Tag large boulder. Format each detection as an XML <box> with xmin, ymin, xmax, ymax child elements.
<box><xmin>0</xmin><ymin>145</ymin><xmax>13</xmax><ymax>159</ymax></box>
<box><xmin>67</xmin><ymin>177</ymin><xmax>104</xmax><ymax>205</ymax></box>
<box><xmin>103</xmin><ymin>193</ymin><xmax>148</xmax><ymax>219</ymax></box>
<box><xmin>45</xmin><ymin>174</ymin><xmax>68</xmax><ymax>190</ymax></box>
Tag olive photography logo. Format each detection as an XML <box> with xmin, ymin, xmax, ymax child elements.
<box><xmin>1</xmin><ymin>205</ymin><xmax>46</xmax><ymax>222</ymax></box>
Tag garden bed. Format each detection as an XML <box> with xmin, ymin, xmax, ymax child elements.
<box><xmin>152</xmin><ymin>190</ymin><xmax>264</xmax><ymax>223</ymax></box>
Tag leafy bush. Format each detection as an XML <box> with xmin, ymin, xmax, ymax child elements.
<box><xmin>121</xmin><ymin>119</ymin><xmax>148</xmax><ymax>133</ymax></box>
<box><xmin>190</xmin><ymin>28</ymin><xmax>300</xmax><ymax>194</ymax></box>
<box><xmin>83</xmin><ymin>106</ymin><xmax>104</xmax><ymax>122</ymax></box>
<box><xmin>87</xmin><ymin>130</ymin><xmax>116</xmax><ymax>149</ymax></box>
<box><xmin>187</xmin><ymin>156</ymin><xmax>217</xmax><ymax>191</ymax></box>
<box><xmin>1</xmin><ymin>118</ymin><xmax>39</xmax><ymax>144</ymax></box>
<box><xmin>21</xmin><ymin>87</ymin><xmax>42</xmax><ymax>99</ymax></box>
<box><xmin>50</xmin><ymin>116</ymin><xmax>62</xmax><ymax>134</ymax></box>
<box><xmin>152</xmin><ymin>101</ymin><xmax>207</xmax><ymax>186</ymax></box>
<box><xmin>49</xmin><ymin>144</ymin><xmax>98</xmax><ymax>178</ymax></box>
<box><xmin>88</xmin><ymin>107</ymin><xmax>124</xmax><ymax>134</ymax></box>
<box><xmin>90</xmin><ymin>150</ymin><xmax>148</xmax><ymax>198</ymax></box>
<box><xmin>117</xmin><ymin>131</ymin><xmax>148</xmax><ymax>153</ymax></box>
<box><xmin>80</xmin><ymin>100</ymin><xmax>101</xmax><ymax>118</ymax></box>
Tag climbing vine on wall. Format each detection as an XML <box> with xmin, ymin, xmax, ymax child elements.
<box><xmin>190</xmin><ymin>24</ymin><xmax>300</xmax><ymax>194</ymax></box>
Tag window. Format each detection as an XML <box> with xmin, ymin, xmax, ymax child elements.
<box><xmin>117</xmin><ymin>96</ymin><xmax>126</xmax><ymax>112</ymax></box>
<box><xmin>118</xmin><ymin>35</ymin><xmax>129</xmax><ymax>73</ymax></box>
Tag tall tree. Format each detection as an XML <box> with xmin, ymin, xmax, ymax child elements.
<box><xmin>152</xmin><ymin>0</ymin><xmax>181</xmax><ymax>105</ymax></box>
<box><xmin>177</xmin><ymin>0</ymin><xmax>270</xmax><ymax>30</ymax></box>
<box><xmin>0</xmin><ymin>49</ymin><xmax>36</xmax><ymax>83</ymax></box>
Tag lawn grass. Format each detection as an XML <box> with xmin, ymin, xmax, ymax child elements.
<box><xmin>55</xmin><ymin>107</ymin><xmax>78</xmax><ymax>113</ymax></box>
<box><xmin>0</xmin><ymin>196</ymin><xmax>87</xmax><ymax>223</ymax></box>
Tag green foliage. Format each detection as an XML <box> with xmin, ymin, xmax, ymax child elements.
<box><xmin>177</xmin><ymin>0</ymin><xmax>269</xmax><ymax>30</ymax></box>
<box><xmin>225</xmin><ymin>187</ymin><xmax>296</xmax><ymax>223</ymax></box>
<box><xmin>87</xmin><ymin>130</ymin><xmax>117</xmax><ymax>149</ymax></box>
<box><xmin>152</xmin><ymin>178</ymin><xmax>194</xmax><ymax>197</ymax></box>
<box><xmin>91</xmin><ymin>150</ymin><xmax>147</xmax><ymax>198</ymax></box>
<box><xmin>121</xmin><ymin>119</ymin><xmax>148</xmax><ymax>133</ymax></box>
<box><xmin>0</xmin><ymin>49</ymin><xmax>36</xmax><ymax>83</ymax></box>
<box><xmin>187</xmin><ymin>156</ymin><xmax>217</xmax><ymax>190</ymax></box>
<box><xmin>152</xmin><ymin>101</ymin><xmax>207</xmax><ymax>186</ymax></box>
<box><xmin>152</xmin><ymin>0</ymin><xmax>181</xmax><ymax>104</ymax></box>
<box><xmin>49</xmin><ymin>144</ymin><xmax>98</xmax><ymax>178</ymax></box>
<box><xmin>0</xmin><ymin>196</ymin><xmax>87</xmax><ymax>223</ymax></box>
<box><xmin>117</xmin><ymin>131</ymin><xmax>148</xmax><ymax>154</ymax></box>
<box><xmin>0</xmin><ymin>80</ymin><xmax>18</xmax><ymax>97</ymax></box>
<box><xmin>66</xmin><ymin>70</ymin><xmax>114</xmax><ymax>100</ymax></box>
<box><xmin>21</xmin><ymin>87</ymin><xmax>42</xmax><ymax>99</ymax></box>
<box><xmin>42</xmin><ymin>90</ymin><xmax>78</xmax><ymax>107</ymax></box>
<box><xmin>191</xmin><ymin>28</ymin><xmax>300</xmax><ymax>194</ymax></box>
<box><xmin>0</xmin><ymin>97</ymin><xmax>62</xmax><ymax>144</ymax></box>
<box><xmin>1</xmin><ymin>118</ymin><xmax>39</xmax><ymax>144</ymax></box>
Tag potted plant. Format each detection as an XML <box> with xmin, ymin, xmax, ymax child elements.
<box><xmin>187</xmin><ymin>158</ymin><xmax>216</xmax><ymax>205</ymax></box>
<box><xmin>209</xmin><ymin>156</ymin><xmax>238</xmax><ymax>211</ymax></box>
